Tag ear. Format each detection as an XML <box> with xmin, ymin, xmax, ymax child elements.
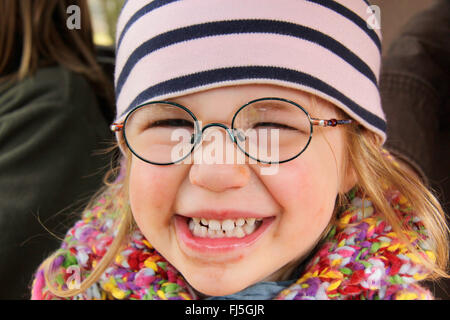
<box><xmin>339</xmin><ymin>163</ymin><xmax>358</xmax><ymax>194</ymax></box>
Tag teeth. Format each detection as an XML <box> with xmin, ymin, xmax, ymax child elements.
<box><xmin>246</xmin><ymin>218</ymin><xmax>256</xmax><ymax>226</ymax></box>
<box><xmin>243</xmin><ymin>223</ymin><xmax>256</xmax><ymax>235</ymax></box>
<box><xmin>189</xmin><ymin>219</ymin><xmax>195</xmax><ymax>231</ymax></box>
<box><xmin>222</xmin><ymin>219</ymin><xmax>235</xmax><ymax>231</ymax></box>
<box><xmin>189</xmin><ymin>217</ymin><xmax>263</xmax><ymax>238</ymax></box>
<box><xmin>225</xmin><ymin>229</ymin><xmax>234</xmax><ymax>237</ymax></box>
<box><xmin>207</xmin><ymin>228</ymin><xmax>216</xmax><ymax>238</ymax></box>
<box><xmin>194</xmin><ymin>224</ymin><xmax>207</xmax><ymax>237</ymax></box>
<box><xmin>234</xmin><ymin>227</ymin><xmax>245</xmax><ymax>238</ymax></box>
<box><xmin>208</xmin><ymin>220</ymin><xmax>221</xmax><ymax>231</ymax></box>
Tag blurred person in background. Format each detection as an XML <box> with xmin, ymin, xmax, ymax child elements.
<box><xmin>0</xmin><ymin>0</ymin><xmax>115</xmax><ymax>299</ymax></box>
<box><xmin>380</xmin><ymin>0</ymin><xmax>450</xmax><ymax>299</ymax></box>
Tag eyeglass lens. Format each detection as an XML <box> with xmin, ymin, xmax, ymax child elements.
<box><xmin>124</xmin><ymin>99</ymin><xmax>312</xmax><ymax>164</ymax></box>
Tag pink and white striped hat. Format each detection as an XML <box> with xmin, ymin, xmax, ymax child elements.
<box><xmin>114</xmin><ymin>0</ymin><xmax>386</xmax><ymax>142</ymax></box>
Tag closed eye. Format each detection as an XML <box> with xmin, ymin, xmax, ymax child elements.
<box><xmin>253</xmin><ymin>122</ymin><xmax>297</xmax><ymax>130</ymax></box>
<box><xmin>147</xmin><ymin>119</ymin><xmax>194</xmax><ymax>128</ymax></box>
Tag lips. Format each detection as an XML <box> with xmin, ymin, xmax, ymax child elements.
<box><xmin>174</xmin><ymin>214</ymin><xmax>275</xmax><ymax>255</ymax></box>
<box><xmin>180</xmin><ymin>209</ymin><xmax>272</xmax><ymax>220</ymax></box>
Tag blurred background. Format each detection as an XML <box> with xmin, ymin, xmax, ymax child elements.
<box><xmin>370</xmin><ymin>0</ymin><xmax>435</xmax><ymax>54</ymax></box>
<box><xmin>89</xmin><ymin>0</ymin><xmax>124</xmax><ymax>47</ymax></box>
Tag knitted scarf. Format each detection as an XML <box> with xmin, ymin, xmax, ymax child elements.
<box><xmin>31</xmin><ymin>184</ymin><xmax>435</xmax><ymax>300</ymax></box>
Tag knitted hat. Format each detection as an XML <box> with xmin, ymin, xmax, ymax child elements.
<box><xmin>114</xmin><ymin>0</ymin><xmax>385</xmax><ymax>142</ymax></box>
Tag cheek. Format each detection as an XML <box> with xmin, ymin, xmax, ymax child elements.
<box><xmin>268</xmin><ymin>155</ymin><xmax>337</xmax><ymax>209</ymax></box>
<box><xmin>261</xmin><ymin>155</ymin><xmax>338</xmax><ymax>245</ymax></box>
<box><xmin>128</xmin><ymin>160</ymin><xmax>183</xmax><ymax>226</ymax></box>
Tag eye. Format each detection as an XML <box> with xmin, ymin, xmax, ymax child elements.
<box><xmin>253</xmin><ymin>122</ymin><xmax>298</xmax><ymax>130</ymax></box>
<box><xmin>147</xmin><ymin>118</ymin><xmax>194</xmax><ymax>128</ymax></box>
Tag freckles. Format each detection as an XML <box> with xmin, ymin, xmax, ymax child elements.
<box><xmin>267</xmin><ymin>159</ymin><xmax>315</xmax><ymax>206</ymax></box>
<box><xmin>129</xmin><ymin>161</ymin><xmax>180</xmax><ymax>215</ymax></box>
<box><xmin>312</xmin><ymin>201</ymin><xmax>334</xmax><ymax>230</ymax></box>
<box><xmin>267</xmin><ymin>158</ymin><xmax>334</xmax><ymax>241</ymax></box>
<box><xmin>262</xmin><ymin>163</ymin><xmax>310</xmax><ymax>238</ymax></box>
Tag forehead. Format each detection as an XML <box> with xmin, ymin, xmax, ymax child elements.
<box><xmin>166</xmin><ymin>84</ymin><xmax>339</xmax><ymax>120</ymax></box>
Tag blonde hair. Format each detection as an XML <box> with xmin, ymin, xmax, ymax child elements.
<box><xmin>41</xmin><ymin>113</ymin><xmax>449</xmax><ymax>298</ymax></box>
<box><xmin>347</xmin><ymin>126</ymin><xmax>449</xmax><ymax>279</ymax></box>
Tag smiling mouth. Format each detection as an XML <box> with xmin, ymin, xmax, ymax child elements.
<box><xmin>174</xmin><ymin>214</ymin><xmax>275</xmax><ymax>254</ymax></box>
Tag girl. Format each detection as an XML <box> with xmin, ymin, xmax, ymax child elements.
<box><xmin>31</xmin><ymin>0</ymin><xmax>448</xmax><ymax>300</ymax></box>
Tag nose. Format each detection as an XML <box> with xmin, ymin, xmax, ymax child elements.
<box><xmin>189</xmin><ymin>125</ymin><xmax>251</xmax><ymax>192</ymax></box>
<box><xmin>189</xmin><ymin>164</ymin><xmax>250</xmax><ymax>192</ymax></box>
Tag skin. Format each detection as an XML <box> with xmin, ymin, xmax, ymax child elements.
<box><xmin>127</xmin><ymin>84</ymin><xmax>357</xmax><ymax>297</ymax></box>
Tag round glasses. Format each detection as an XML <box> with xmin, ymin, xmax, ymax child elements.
<box><xmin>111</xmin><ymin>97</ymin><xmax>353</xmax><ymax>165</ymax></box>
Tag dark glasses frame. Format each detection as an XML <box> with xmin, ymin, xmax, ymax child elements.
<box><xmin>111</xmin><ymin>97</ymin><xmax>353</xmax><ymax>165</ymax></box>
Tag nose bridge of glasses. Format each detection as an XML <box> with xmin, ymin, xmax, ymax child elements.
<box><xmin>199</xmin><ymin>123</ymin><xmax>238</xmax><ymax>144</ymax></box>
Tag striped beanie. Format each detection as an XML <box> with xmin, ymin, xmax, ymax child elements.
<box><xmin>114</xmin><ymin>0</ymin><xmax>386</xmax><ymax>142</ymax></box>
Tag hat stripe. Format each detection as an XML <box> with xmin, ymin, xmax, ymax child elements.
<box><xmin>122</xmin><ymin>66</ymin><xmax>386</xmax><ymax>133</ymax></box>
<box><xmin>115</xmin><ymin>19</ymin><xmax>378</xmax><ymax>101</ymax></box>
<box><xmin>115</xmin><ymin>0</ymin><xmax>381</xmax><ymax>82</ymax></box>
<box><xmin>307</xmin><ymin>0</ymin><xmax>381</xmax><ymax>51</ymax></box>
<box><xmin>115</xmin><ymin>0</ymin><xmax>381</xmax><ymax>55</ymax></box>
<box><xmin>116</xmin><ymin>0</ymin><xmax>179</xmax><ymax>50</ymax></box>
<box><xmin>116</xmin><ymin>32</ymin><xmax>380</xmax><ymax>122</ymax></box>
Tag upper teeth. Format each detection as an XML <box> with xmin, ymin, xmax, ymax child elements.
<box><xmin>189</xmin><ymin>217</ymin><xmax>262</xmax><ymax>238</ymax></box>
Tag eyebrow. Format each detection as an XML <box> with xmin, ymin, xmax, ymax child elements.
<box><xmin>166</xmin><ymin>97</ymin><xmax>315</xmax><ymax>117</ymax></box>
<box><xmin>250</xmin><ymin>100</ymin><xmax>295</xmax><ymax>110</ymax></box>
<box><xmin>249</xmin><ymin>100</ymin><xmax>314</xmax><ymax>114</ymax></box>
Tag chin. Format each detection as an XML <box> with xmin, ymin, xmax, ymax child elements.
<box><xmin>192</xmin><ymin>283</ymin><xmax>244</xmax><ymax>298</ymax></box>
<box><xmin>186</xmin><ymin>273</ymin><xmax>252</xmax><ymax>298</ymax></box>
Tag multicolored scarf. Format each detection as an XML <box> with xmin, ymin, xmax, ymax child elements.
<box><xmin>31</xmin><ymin>184</ymin><xmax>435</xmax><ymax>300</ymax></box>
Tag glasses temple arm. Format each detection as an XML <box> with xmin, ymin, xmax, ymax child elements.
<box><xmin>310</xmin><ymin>118</ymin><xmax>353</xmax><ymax>127</ymax></box>
<box><xmin>110</xmin><ymin>123</ymin><xmax>124</xmax><ymax>132</ymax></box>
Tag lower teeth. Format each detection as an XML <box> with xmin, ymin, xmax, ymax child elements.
<box><xmin>189</xmin><ymin>219</ymin><xmax>262</xmax><ymax>238</ymax></box>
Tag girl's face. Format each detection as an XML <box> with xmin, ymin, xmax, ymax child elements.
<box><xmin>128</xmin><ymin>84</ymin><xmax>357</xmax><ymax>297</ymax></box>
